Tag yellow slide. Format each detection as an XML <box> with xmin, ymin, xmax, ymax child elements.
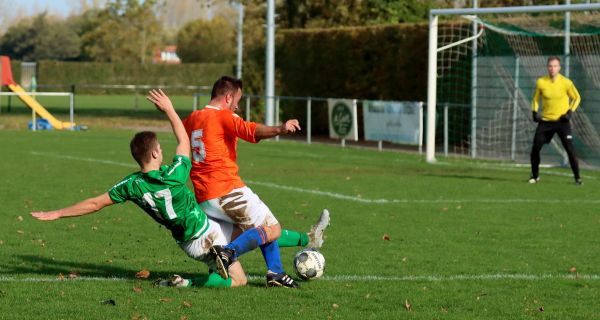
<box><xmin>7</xmin><ymin>83</ymin><xmax>75</xmax><ymax>130</ymax></box>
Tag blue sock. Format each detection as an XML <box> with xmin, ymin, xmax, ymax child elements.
<box><xmin>224</xmin><ymin>227</ymin><xmax>268</xmax><ymax>258</ymax></box>
<box><xmin>260</xmin><ymin>241</ymin><xmax>284</xmax><ymax>274</ymax></box>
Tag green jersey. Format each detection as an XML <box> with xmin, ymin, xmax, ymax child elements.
<box><xmin>108</xmin><ymin>155</ymin><xmax>208</xmax><ymax>242</ymax></box>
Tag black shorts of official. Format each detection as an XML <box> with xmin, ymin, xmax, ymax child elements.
<box><xmin>533</xmin><ymin>121</ymin><xmax>572</xmax><ymax>145</ymax></box>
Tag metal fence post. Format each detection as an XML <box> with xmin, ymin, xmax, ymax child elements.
<box><xmin>419</xmin><ymin>102</ymin><xmax>424</xmax><ymax>154</ymax></box>
<box><xmin>511</xmin><ymin>56</ymin><xmax>520</xmax><ymax>161</ymax></box>
<box><xmin>245</xmin><ymin>96</ymin><xmax>251</xmax><ymax>121</ymax></box>
<box><xmin>275</xmin><ymin>97</ymin><xmax>280</xmax><ymax>141</ymax></box>
<box><xmin>306</xmin><ymin>98</ymin><xmax>312</xmax><ymax>144</ymax></box>
<box><xmin>70</xmin><ymin>92</ymin><xmax>75</xmax><ymax>131</ymax></box>
<box><xmin>444</xmin><ymin>103</ymin><xmax>449</xmax><ymax>157</ymax></box>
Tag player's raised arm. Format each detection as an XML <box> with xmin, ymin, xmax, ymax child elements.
<box><xmin>146</xmin><ymin>89</ymin><xmax>190</xmax><ymax>157</ymax></box>
<box><xmin>31</xmin><ymin>193</ymin><xmax>114</xmax><ymax>221</ymax></box>
<box><xmin>254</xmin><ymin>119</ymin><xmax>301</xmax><ymax>141</ymax></box>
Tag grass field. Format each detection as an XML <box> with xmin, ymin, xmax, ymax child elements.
<box><xmin>2</xmin><ymin>128</ymin><xmax>600</xmax><ymax>319</ymax></box>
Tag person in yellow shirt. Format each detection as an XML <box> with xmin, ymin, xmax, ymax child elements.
<box><xmin>530</xmin><ymin>56</ymin><xmax>582</xmax><ymax>185</ymax></box>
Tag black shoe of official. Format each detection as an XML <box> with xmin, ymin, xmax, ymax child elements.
<box><xmin>266</xmin><ymin>272</ymin><xmax>299</xmax><ymax>289</ymax></box>
<box><xmin>575</xmin><ymin>178</ymin><xmax>583</xmax><ymax>186</ymax></box>
<box><xmin>210</xmin><ymin>245</ymin><xmax>234</xmax><ymax>279</ymax></box>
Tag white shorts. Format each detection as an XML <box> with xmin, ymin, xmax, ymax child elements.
<box><xmin>199</xmin><ymin>186</ymin><xmax>279</xmax><ymax>231</ymax></box>
<box><xmin>178</xmin><ymin>217</ymin><xmax>234</xmax><ymax>269</ymax></box>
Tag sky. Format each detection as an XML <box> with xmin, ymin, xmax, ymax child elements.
<box><xmin>9</xmin><ymin>0</ymin><xmax>75</xmax><ymax>18</ymax></box>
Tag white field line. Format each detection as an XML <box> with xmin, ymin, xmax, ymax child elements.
<box><xmin>1</xmin><ymin>273</ymin><xmax>599</xmax><ymax>283</ymax></box>
<box><xmin>30</xmin><ymin>151</ymin><xmax>137</xmax><ymax>168</ymax></box>
<box><xmin>30</xmin><ymin>151</ymin><xmax>600</xmax><ymax>204</ymax></box>
<box><xmin>245</xmin><ymin>180</ymin><xmax>600</xmax><ymax>204</ymax></box>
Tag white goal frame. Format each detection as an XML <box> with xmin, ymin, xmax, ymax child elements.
<box><xmin>426</xmin><ymin>2</ymin><xmax>600</xmax><ymax>163</ymax></box>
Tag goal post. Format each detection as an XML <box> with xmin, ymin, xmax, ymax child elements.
<box><xmin>426</xmin><ymin>2</ymin><xmax>600</xmax><ymax>164</ymax></box>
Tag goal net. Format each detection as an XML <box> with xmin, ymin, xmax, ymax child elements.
<box><xmin>431</xmin><ymin>4</ymin><xmax>600</xmax><ymax>167</ymax></box>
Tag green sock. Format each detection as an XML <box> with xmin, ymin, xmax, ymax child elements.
<box><xmin>189</xmin><ymin>273</ymin><xmax>232</xmax><ymax>288</ymax></box>
<box><xmin>277</xmin><ymin>229</ymin><xmax>309</xmax><ymax>247</ymax></box>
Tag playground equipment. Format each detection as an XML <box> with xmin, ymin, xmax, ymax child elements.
<box><xmin>1</xmin><ymin>56</ymin><xmax>75</xmax><ymax>130</ymax></box>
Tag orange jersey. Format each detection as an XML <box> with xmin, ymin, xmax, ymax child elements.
<box><xmin>183</xmin><ymin>106</ymin><xmax>258</xmax><ymax>202</ymax></box>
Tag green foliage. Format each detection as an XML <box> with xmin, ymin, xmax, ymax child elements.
<box><xmin>276</xmin><ymin>0</ymin><xmax>436</xmax><ymax>28</ymax></box>
<box><xmin>276</xmin><ymin>23</ymin><xmax>428</xmax><ymax>96</ymax></box>
<box><xmin>32</xmin><ymin>14</ymin><xmax>81</xmax><ymax>61</ymax></box>
<box><xmin>0</xmin><ymin>19</ymin><xmax>36</xmax><ymax>60</ymax></box>
<box><xmin>0</xmin><ymin>13</ymin><xmax>81</xmax><ymax>61</ymax></box>
<box><xmin>36</xmin><ymin>61</ymin><xmax>232</xmax><ymax>93</ymax></box>
<box><xmin>361</xmin><ymin>0</ymin><xmax>433</xmax><ymax>24</ymax></box>
<box><xmin>176</xmin><ymin>17</ymin><xmax>236</xmax><ymax>63</ymax></box>
<box><xmin>80</xmin><ymin>0</ymin><xmax>162</xmax><ymax>63</ymax></box>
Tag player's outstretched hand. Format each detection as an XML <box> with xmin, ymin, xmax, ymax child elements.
<box><xmin>281</xmin><ymin>119</ymin><xmax>301</xmax><ymax>134</ymax></box>
<box><xmin>31</xmin><ymin>211</ymin><xmax>61</xmax><ymax>221</ymax></box>
<box><xmin>146</xmin><ymin>89</ymin><xmax>174</xmax><ymax>113</ymax></box>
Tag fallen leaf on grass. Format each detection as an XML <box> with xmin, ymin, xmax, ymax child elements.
<box><xmin>569</xmin><ymin>266</ymin><xmax>577</xmax><ymax>273</ymax></box>
<box><xmin>135</xmin><ymin>269</ymin><xmax>150</xmax><ymax>279</ymax></box>
<box><xmin>68</xmin><ymin>272</ymin><xmax>78</xmax><ymax>279</ymax></box>
<box><xmin>182</xmin><ymin>301</ymin><xmax>192</xmax><ymax>308</ymax></box>
<box><xmin>382</xmin><ymin>234</ymin><xmax>390</xmax><ymax>241</ymax></box>
<box><xmin>133</xmin><ymin>287</ymin><xmax>142</xmax><ymax>293</ymax></box>
<box><xmin>57</xmin><ymin>273</ymin><xmax>65</xmax><ymax>281</ymax></box>
<box><xmin>17</xmin><ymin>216</ymin><xmax>23</xmax><ymax>221</ymax></box>
<box><xmin>180</xmin><ymin>316</ymin><xmax>189</xmax><ymax>320</ymax></box>
<box><xmin>159</xmin><ymin>297</ymin><xmax>173</xmax><ymax>302</ymax></box>
<box><xmin>539</xmin><ymin>306</ymin><xmax>544</xmax><ymax>312</ymax></box>
<box><xmin>404</xmin><ymin>299</ymin><xmax>412</xmax><ymax>311</ymax></box>
<box><xmin>17</xmin><ymin>230</ymin><xmax>24</xmax><ymax>235</ymax></box>
<box><xmin>131</xmin><ymin>314</ymin><xmax>144</xmax><ymax>320</ymax></box>
<box><xmin>332</xmin><ymin>303</ymin><xmax>339</xmax><ymax>309</ymax></box>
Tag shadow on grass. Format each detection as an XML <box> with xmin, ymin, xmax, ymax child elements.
<box><xmin>2</xmin><ymin>254</ymin><xmax>166</xmax><ymax>279</ymax></box>
<box><xmin>2</xmin><ymin>254</ymin><xmax>272</xmax><ymax>287</ymax></box>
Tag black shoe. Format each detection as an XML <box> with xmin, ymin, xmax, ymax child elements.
<box><xmin>210</xmin><ymin>245</ymin><xmax>234</xmax><ymax>279</ymax></box>
<box><xmin>575</xmin><ymin>178</ymin><xmax>583</xmax><ymax>186</ymax></box>
<box><xmin>266</xmin><ymin>272</ymin><xmax>299</xmax><ymax>288</ymax></box>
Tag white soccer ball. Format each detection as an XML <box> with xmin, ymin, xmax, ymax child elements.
<box><xmin>293</xmin><ymin>249</ymin><xmax>325</xmax><ymax>280</ymax></box>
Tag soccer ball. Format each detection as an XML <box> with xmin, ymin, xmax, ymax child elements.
<box><xmin>293</xmin><ymin>249</ymin><xmax>325</xmax><ymax>280</ymax></box>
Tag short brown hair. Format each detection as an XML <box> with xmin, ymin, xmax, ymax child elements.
<box><xmin>130</xmin><ymin>131</ymin><xmax>158</xmax><ymax>166</ymax></box>
<box><xmin>547</xmin><ymin>56</ymin><xmax>561</xmax><ymax>64</ymax></box>
<box><xmin>211</xmin><ymin>76</ymin><xmax>243</xmax><ymax>100</ymax></box>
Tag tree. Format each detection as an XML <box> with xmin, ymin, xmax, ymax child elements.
<box><xmin>80</xmin><ymin>0</ymin><xmax>162</xmax><ymax>63</ymax></box>
<box><xmin>32</xmin><ymin>14</ymin><xmax>81</xmax><ymax>60</ymax></box>
<box><xmin>0</xmin><ymin>13</ymin><xmax>80</xmax><ymax>61</ymax></box>
<box><xmin>176</xmin><ymin>16</ymin><xmax>235</xmax><ymax>63</ymax></box>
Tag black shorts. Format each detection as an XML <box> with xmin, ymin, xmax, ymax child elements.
<box><xmin>533</xmin><ymin>121</ymin><xmax>572</xmax><ymax>145</ymax></box>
